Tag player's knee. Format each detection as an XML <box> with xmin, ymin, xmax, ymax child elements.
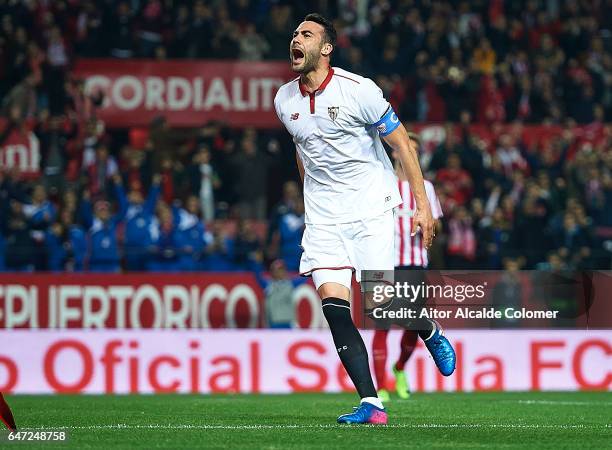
<box><xmin>318</xmin><ymin>282</ymin><xmax>350</xmax><ymax>301</ymax></box>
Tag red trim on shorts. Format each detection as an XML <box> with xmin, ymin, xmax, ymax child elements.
<box><xmin>299</xmin><ymin>266</ymin><xmax>355</xmax><ymax>277</ymax></box>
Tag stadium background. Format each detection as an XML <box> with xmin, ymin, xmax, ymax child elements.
<box><xmin>0</xmin><ymin>0</ymin><xmax>610</xmax><ymax>398</ymax></box>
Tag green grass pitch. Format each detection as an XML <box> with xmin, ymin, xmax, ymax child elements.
<box><xmin>4</xmin><ymin>392</ymin><xmax>611</xmax><ymax>449</ymax></box>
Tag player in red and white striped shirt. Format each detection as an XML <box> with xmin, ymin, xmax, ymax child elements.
<box><xmin>372</xmin><ymin>134</ymin><xmax>444</xmax><ymax>401</ymax></box>
<box><xmin>395</xmin><ymin>177</ymin><xmax>443</xmax><ymax>269</ymax></box>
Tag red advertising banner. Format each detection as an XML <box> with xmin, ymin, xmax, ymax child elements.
<box><xmin>1</xmin><ymin>330</ymin><xmax>610</xmax><ymax>393</ymax></box>
<box><xmin>0</xmin><ymin>128</ymin><xmax>40</xmax><ymax>178</ymax></box>
<box><xmin>0</xmin><ymin>273</ymin><xmax>342</xmax><ymax>330</ymax></box>
<box><xmin>73</xmin><ymin>59</ymin><xmax>294</xmax><ymax>128</ymax></box>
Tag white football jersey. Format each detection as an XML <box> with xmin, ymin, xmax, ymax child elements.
<box><xmin>395</xmin><ymin>179</ymin><xmax>443</xmax><ymax>267</ymax></box>
<box><xmin>274</xmin><ymin>67</ymin><xmax>401</xmax><ymax>225</ymax></box>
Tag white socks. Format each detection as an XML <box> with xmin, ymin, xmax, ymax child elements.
<box><xmin>361</xmin><ymin>396</ymin><xmax>384</xmax><ymax>409</ymax></box>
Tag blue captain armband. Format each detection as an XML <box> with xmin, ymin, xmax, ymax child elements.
<box><xmin>371</xmin><ymin>106</ymin><xmax>400</xmax><ymax>137</ymax></box>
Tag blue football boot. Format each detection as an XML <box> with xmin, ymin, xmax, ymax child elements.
<box><xmin>424</xmin><ymin>321</ymin><xmax>456</xmax><ymax>376</ymax></box>
<box><xmin>337</xmin><ymin>402</ymin><xmax>388</xmax><ymax>425</ymax></box>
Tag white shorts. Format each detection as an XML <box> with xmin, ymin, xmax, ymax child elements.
<box><xmin>299</xmin><ymin>210</ymin><xmax>395</xmax><ymax>290</ymax></box>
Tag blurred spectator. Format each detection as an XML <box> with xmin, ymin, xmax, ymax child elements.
<box><xmin>263</xmin><ymin>5</ymin><xmax>293</xmax><ymax>59</ymax></box>
<box><xmin>233</xmin><ymin>219</ymin><xmax>261</xmax><ymax>270</ymax></box>
<box><xmin>37</xmin><ymin>115</ymin><xmax>78</xmax><ymax>191</ymax></box>
<box><xmin>188</xmin><ymin>1</ymin><xmax>214</xmax><ymax>58</ymax></box>
<box><xmin>124</xmin><ymin>174</ymin><xmax>160</xmax><ymax>271</ymax></box>
<box><xmin>82</xmin><ymin>176</ymin><xmax>127</xmax><ymax>272</ymax></box>
<box><xmin>138</xmin><ymin>0</ymin><xmax>165</xmax><ymax>58</ymax></box>
<box><xmin>477</xmin><ymin>207</ymin><xmax>512</xmax><ymax>269</ymax></box>
<box><xmin>46</xmin><ymin>26</ymin><xmax>69</xmax><ymax>114</ymax></box>
<box><xmin>203</xmin><ymin>221</ymin><xmax>235</xmax><ymax>271</ymax></box>
<box><xmin>84</xmin><ymin>143</ymin><xmax>119</xmax><ymax>197</ymax></box>
<box><xmin>109</xmin><ymin>2</ymin><xmax>135</xmax><ymax>58</ymax></box>
<box><xmin>555</xmin><ymin>212</ymin><xmax>590</xmax><ymax>258</ymax></box>
<box><xmin>254</xmin><ymin>258</ymin><xmax>307</xmax><ymax>328</ymax></box>
<box><xmin>148</xmin><ymin>203</ymin><xmax>183</xmax><ymax>271</ymax></box>
<box><xmin>169</xmin><ymin>4</ymin><xmax>191</xmax><ymax>58</ymax></box>
<box><xmin>22</xmin><ymin>184</ymin><xmax>56</xmax><ymax>268</ymax></box>
<box><xmin>495</xmin><ymin>134</ymin><xmax>528</xmax><ymax>178</ymax></box>
<box><xmin>239</xmin><ymin>24</ymin><xmax>270</xmax><ymax>61</ymax></box>
<box><xmin>231</xmin><ymin>133</ymin><xmax>273</xmax><ymax>220</ymax></box>
<box><xmin>437</xmin><ymin>153</ymin><xmax>473</xmax><ymax>208</ymax></box>
<box><xmin>189</xmin><ymin>146</ymin><xmax>220</xmax><ymax>222</ymax></box>
<box><xmin>275</xmin><ymin>197</ymin><xmax>304</xmax><ymax>272</ymax></box>
<box><xmin>148</xmin><ymin>117</ymin><xmax>199</xmax><ymax>172</ymax></box>
<box><xmin>1</xmin><ymin>75</ymin><xmax>37</xmax><ymax>117</ymax></box>
<box><xmin>514</xmin><ymin>193</ymin><xmax>552</xmax><ymax>267</ymax></box>
<box><xmin>175</xmin><ymin>196</ymin><xmax>207</xmax><ymax>271</ymax></box>
<box><xmin>472</xmin><ymin>38</ymin><xmax>496</xmax><ymax>75</ymax></box>
<box><xmin>75</xmin><ymin>0</ymin><xmax>105</xmax><ymax>57</ymax></box>
<box><xmin>45</xmin><ymin>209</ymin><xmax>86</xmax><ymax>272</ymax></box>
<box><xmin>446</xmin><ymin>206</ymin><xmax>477</xmax><ymax>268</ymax></box>
<box><xmin>491</xmin><ymin>258</ymin><xmax>524</xmax><ymax>328</ymax></box>
<box><xmin>266</xmin><ymin>180</ymin><xmax>301</xmax><ymax>255</ymax></box>
<box><xmin>4</xmin><ymin>201</ymin><xmax>37</xmax><ymax>271</ymax></box>
<box><xmin>0</xmin><ymin>170</ymin><xmax>26</xmax><ymax>235</ymax></box>
<box><xmin>23</xmin><ymin>184</ymin><xmax>56</xmax><ymax>228</ymax></box>
<box><xmin>121</xmin><ymin>147</ymin><xmax>153</xmax><ymax>195</ymax></box>
<box><xmin>212</xmin><ymin>9</ymin><xmax>240</xmax><ymax>59</ymax></box>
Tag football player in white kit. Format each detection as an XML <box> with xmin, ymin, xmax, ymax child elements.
<box><xmin>274</xmin><ymin>13</ymin><xmax>453</xmax><ymax>424</ymax></box>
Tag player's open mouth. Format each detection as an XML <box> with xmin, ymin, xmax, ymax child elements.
<box><xmin>292</xmin><ymin>48</ymin><xmax>305</xmax><ymax>64</ymax></box>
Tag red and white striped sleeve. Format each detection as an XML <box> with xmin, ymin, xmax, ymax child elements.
<box><xmin>425</xmin><ymin>180</ymin><xmax>443</xmax><ymax>219</ymax></box>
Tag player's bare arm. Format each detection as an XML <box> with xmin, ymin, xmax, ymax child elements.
<box><xmin>382</xmin><ymin>124</ymin><xmax>435</xmax><ymax>248</ymax></box>
<box><xmin>295</xmin><ymin>150</ymin><xmax>305</xmax><ymax>184</ymax></box>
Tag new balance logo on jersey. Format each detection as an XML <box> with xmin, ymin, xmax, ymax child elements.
<box><xmin>290</xmin><ymin>113</ymin><xmax>300</xmax><ymax>120</ymax></box>
<box><xmin>328</xmin><ymin>106</ymin><xmax>339</xmax><ymax>121</ymax></box>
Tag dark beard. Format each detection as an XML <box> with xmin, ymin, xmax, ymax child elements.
<box><xmin>295</xmin><ymin>51</ymin><xmax>320</xmax><ymax>74</ymax></box>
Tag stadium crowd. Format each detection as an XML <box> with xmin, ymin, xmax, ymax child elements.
<box><xmin>0</xmin><ymin>0</ymin><xmax>611</xmax><ymax>272</ymax></box>
<box><xmin>2</xmin><ymin>0</ymin><xmax>612</xmax><ymax>122</ymax></box>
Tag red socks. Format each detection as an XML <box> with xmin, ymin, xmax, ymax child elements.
<box><xmin>0</xmin><ymin>393</ymin><xmax>16</xmax><ymax>431</ymax></box>
<box><xmin>394</xmin><ymin>330</ymin><xmax>419</xmax><ymax>371</ymax></box>
<box><xmin>372</xmin><ymin>329</ymin><xmax>389</xmax><ymax>390</ymax></box>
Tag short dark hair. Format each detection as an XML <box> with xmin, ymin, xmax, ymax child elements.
<box><xmin>303</xmin><ymin>13</ymin><xmax>337</xmax><ymax>49</ymax></box>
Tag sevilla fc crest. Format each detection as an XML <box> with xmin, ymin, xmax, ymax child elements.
<box><xmin>328</xmin><ymin>106</ymin><xmax>339</xmax><ymax>121</ymax></box>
